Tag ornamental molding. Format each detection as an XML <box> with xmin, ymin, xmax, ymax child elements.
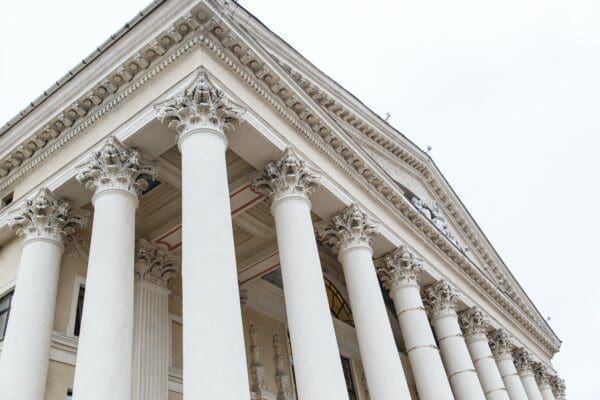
<box><xmin>316</xmin><ymin>203</ymin><xmax>377</xmax><ymax>254</ymax></box>
<box><xmin>76</xmin><ymin>137</ymin><xmax>157</xmax><ymax>197</ymax></box>
<box><xmin>154</xmin><ymin>66</ymin><xmax>245</xmax><ymax>136</ymax></box>
<box><xmin>512</xmin><ymin>348</ymin><xmax>534</xmax><ymax>374</ymax></box>
<box><xmin>411</xmin><ymin>197</ymin><xmax>469</xmax><ymax>253</ymax></box>
<box><xmin>487</xmin><ymin>329</ymin><xmax>514</xmax><ymax>359</ymax></box>
<box><xmin>8</xmin><ymin>188</ymin><xmax>87</xmax><ymax>245</ymax></box>
<box><xmin>135</xmin><ymin>238</ymin><xmax>178</xmax><ymax>287</ymax></box>
<box><xmin>424</xmin><ymin>279</ymin><xmax>458</xmax><ymax>319</ymax></box>
<box><xmin>252</xmin><ymin>147</ymin><xmax>321</xmax><ymax>203</ymax></box>
<box><xmin>0</xmin><ymin>0</ymin><xmax>559</xmax><ymax>355</ymax></box>
<box><xmin>375</xmin><ymin>246</ymin><xmax>423</xmax><ymax>291</ymax></box>
<box><xmin>459</xmin><ymin>307</ymin><xmax>489</xmax><ymax>342</ymax></box>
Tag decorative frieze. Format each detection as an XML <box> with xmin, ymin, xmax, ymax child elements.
<box><xmin>459</xmin><ymin>307</ymin><xmax>489</xmax><ymax>342</ymax></box>
<box><xmin>272</xmin><ymin>332</ymin><xmax>293</xmax><ymax>400</ymax></box>
<box><xmin>487</xmin><ymin>329</ymin><xmax>513</xmax><ymax>359</ymax></box>
<box><xmin>8</xmin><ymin>188</ymin><xmax>87</xmax><ymax>245</ymax></box>
<box><xmin>375</xmin><ymin>246</ymin><xmax>423</xmax><ymax>291</ymax></box>
<box><xmin>252</xmin><ymin>147</ymin><xmax>321</xmax><ymax>203</ymax></box>
<box><xmin>411</xmin><ymin>197</ymin><xmax>469</xmax><ymax>253</ymax></box>
<box><xmin>135</xmin><ymin>239</ymin><xmax>178</xmax><ymax>287</ymax></box>
<box><xmin>76</xmin><ymin>137</ymin><xmax>157</xmax><ymax>197</ymax></box>
<box><xmin>512</xmin><ymin>348</ymin><xmax>534</xmax><ymax>374</ymax></box>
<box><xmin>316</xmin><ymin>203</ymin><xmax>377</xmax><ymax>253</ymax></box>
<box><xmin>154</xmin><ymin>67</ymin><xmax>245</xmax><ymax>137</ymax></box>
<box><xmin>424</xmin><ymin>279</ymin><xmax>458</xmax><ymax>320</ymax></box>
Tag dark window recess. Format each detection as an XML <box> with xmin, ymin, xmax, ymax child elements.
<box><xmin>142</xmin><ymin>179</ymin><xmax>161</xmax><ymax>195</ymax></box>
<box><xmin>0</xmin><ymin>192</ymin><xmax>13</xmax><ymax>209</ymax></box>
<box><xmin>74</xmin><ymin>286</ymin><xmax>85</xmax><ymax>337</ymax></box>
<box><xmin>341</xmin><ymin>356</ymin><xmax>358</xmax><ymax>400</ymax></box>
<box><xmin>66</xmin><ymin>389</ymin><xmax>73</xmax><ymax>399</ymax></box>
<box><xmin>325</xmin><ymin>279</ymin><xmax>354</xmax><ymax>327</ymax></box>
<box><xmin>0</xmin><ymin>291</ymin><xmax>14</xmax><ymax>339</ymax></box>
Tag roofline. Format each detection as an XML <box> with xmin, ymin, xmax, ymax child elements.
<box><xmin>0</xmin><ymin>0</ymin><xmax>167</xmax><ymax>138</ymax></box>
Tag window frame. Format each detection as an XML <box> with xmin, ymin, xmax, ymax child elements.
<box><xmin>67</xmin><ymin>275</ymin><xmax>86</xmax><ymax>336</ymax></box>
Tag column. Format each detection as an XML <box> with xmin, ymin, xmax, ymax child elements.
<box><xmin>155</xmin><ymin>67</ymin><xmax>250</xmax><ymax>399</ymax></box>
<box><xmin>253</xmin><ymin>148</ymin><xmax>349</xmax><ymax>400</ymax></box>
<box><xmin>459</xmin><ymin>307</ymin><xmax>509</xmax><ymax>400</ymax></box>
<box><xmin>132</xmin><ymin>239</ymin><xmax>177</xmax><ymax>400</ymax></box>
<box><xmin>73</xmin><ymin>137</ymin><xmax>157</xmax><ymax>400</ymax></box>
<box><xmin>318</xmin><ymin>204</ymin><xmax>411</xmax><ymax>399</ymax></box>
<box><xmin>533</xmin><ymin>363</ymin><xmax>556</xmax><ymax>400</ymax></box>
<box><xmin>549</xmin><ymin>375</ymin><xmax>566</xmax><ymax>400</ymax></box>
<box><xmin>487</xmin><ymin>329</ymin><xmax>529</xmax><ymax>400</ymax></box>
<box><xmin>376</xmin><ymin>247</ymin><xmax>454</xmax><ymax>400</ymax></box>
<box><xmin>425</xmin><ymin>280</ymin><xmax>486</xmax><ymax>400</ymax></box>
<box><xmin>513</xmin><ymin>348</ymin><xmax>543</xmax><ymax>400</ymax></box>
<box><xmin>0</xmin><ymin>189</ymin><xmax>86</xmax><ymax>400</ymax></box>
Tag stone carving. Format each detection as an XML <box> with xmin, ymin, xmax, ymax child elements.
<box><xmin>487</xmin><ymin>329</ymin><xmax>513</xmax><ymax>358</ymax></box>
<box><xmin>533</xmin><ymin>362</ymin><xmax>551</xmax><ymax>388</ymax></box>
<box><xmin>549</xmin><ymin>375</ymin><xmax>566</xmax><ymax>399</ymax></box>
<box><xmin>252</xmin><ymin>147</ymin><xmax>321</xmax><ymax>203</ymax></box>
<box><xmin>65</xmin><ymin>233</ymin><xmax>90</xmax><ymax>262</ymax></box>
<box><xmin>411</xmin><ymin>197</ymin><xmax>469</xmax><ymax>253</ymax></box>
<box><xmin>154</xmin><ymin>67</ymin><xmax>245</xmax><ymax>135</ymax></box>
<box><xmin>9</xmin><ymin>188</ymin><xmax>87</xmax><ymax>245</ymax></box>
<box><xmin>76</xmin><ymin>137</ymin><xmax>157</xmax><ymax>196</ymax></box>
<box><xmin>135</xmin><ymin>239</ymin><xmax>178</xmax><ymax>287</ymax></box>
<box><xmin>459</xmin><ymin>307</ymin><xmax>489</xmax><ymax>342</ymax></box>
<box><xmin>248</xmin><ymin>321</ymin><xmax>268</xmax><ymax>398</ymax></box>
<box><xmin>424</xmin><ymin>279</ymin><xmax>458</xmax><ymax>319</ymax></box>
<box><xmin>272</xmin><ymin>332</ymin><xmax>293</xmax><ymax>400</ymax></box>
<box><xmin>316</xmin><ymin>203</ymin><xmax>377</xmax><ymax>253</ymax></box>
<box><xmin>512</xmin><ymin>348</ymin><xmax>534</xmax><ymax>374</ymax></box>
<box><xmin>239</xmin><ymin>288</ymin><xmax>248</xmax><ymax>309</ymax></box>
<box><xmin>376</xmin><ymin>246</ymin><xmax>423</xmax><ymax>291</ymax></box>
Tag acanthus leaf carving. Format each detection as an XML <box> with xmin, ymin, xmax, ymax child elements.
<box><xmin>135</xmin><ymin>239</ymin><xmax>178</xmax><ymax>287</ymax></box>
<box><xmin>487</xmin><ymin>329</ymin><xmax>514</xmax><ymax>359</ymax></box>
<box><xmin>8</xmin><ymin>188</ymin><xmax>88</xmax><ymax>245</ymax></box>
<box><xmin>424</xmin><ymin>279</ymin><xmax>458</xmax><ymax>319</ymax></box>
<box><xmin>252</xmin><ymin>147</ymin><xmax>321</xmax><ymax>203</ymax></box>
<box><xmin>549</xmin><ymin>375</ymin><xmax>566</xmax><ymax>399</ymax></box>
<box><xmin>316</xmin><ymin>203</ymin><xmax>377</xmax><ymax>254</ymax></box>
<box><xmin>375</xmin><ymin>246</ymin><xmax>423</xmax><ymax>291</ymax></box>
<box><xmin>154</xmin><ymin>67</ymin><xmax>245</xmax><ymax>135</ymax></box>
<box><xmin>512</xmin><ymin>348</ymin><xmax>534</xmax><ymax>374</ymax></box>
<box><xmin>76</xmin><ymin>137</ymin><xmax>157</xmax><ymax>197</ymax></box>
<box><xmin>459</xmin><ymin>306</ymin><xmax>489</xmax><ymax>342</ymax></box>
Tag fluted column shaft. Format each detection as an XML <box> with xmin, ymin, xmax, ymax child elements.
<box><xmin>426</xmin><ymin>281</ymin><xmax>485</xmax><ymax>400</ymax></box>
<box><xmin>0</xmin><ymin>189</ymin><xmax>85</xmax><ymax>400</ymax></box>
<box><xmin>539</xmin><ymin>383</ymin><xmax>556</xmax><ymax>400</ymax></box>
<box><xmin>459</xmin><ymin>308</ymin><xmax>509</xmax><ymax>400</ymax></box>
<box><xmin>155</xmin><ymin>68</ymin><xmax>250</xmax><ymax>399</ymax></box>
<box><xmin>320</xmin><ymin>204</ymin><xmax>411</xmax><ymax>399</ymax></box>
<box><xmin>254</xmin><ymin>148</ymin><xmax>349</xmax><ymax>400</ymax></box>
<box><xmin>132</xmin><ymin>281</ymin><xmax>171</xmax><ymax>400</ymax></box>
<box><xmin>73</xmin><ymin>138</ymin><xmax>156</xmax><ymax>400</ymax></box>
<box><xmin>377</xmin><ymin>248</ymin><xmax>454</xmax><ymax>400</ymax></box>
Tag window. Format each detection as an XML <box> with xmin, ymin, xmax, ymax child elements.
<box><xmin>66</xmin><ymin>389</ymin><xmax>73</xmax><ymax>399</ymax></box>
<box><xmin>0</xmin><ymin>291</ymin><xmax>14</xmax><ymax>339</ymax></box>
<box><xmin>325</xmin><ymin>278</ymin><xmax>354</xmax><ymax>326</ymax></box>
<box><xmin>341</xmin><ymin>356</ymin><xmax>358</xmax><ymax>400</ymax></box>
<box><xmin>73</xmin><ymin>286</ymin><xmax>85</xmax><ymax>337</ymax></box>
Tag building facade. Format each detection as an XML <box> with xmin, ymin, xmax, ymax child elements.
<box><xmin>0</xmin><ymin>1</ymin><xmax>565</xmax><ymax>399</ymax></box>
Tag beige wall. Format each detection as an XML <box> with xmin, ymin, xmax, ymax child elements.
<box><xmin>54</xmin><ymin>255</ymin><xmax>87</xmax><ymax>333</ymax></box>
<box><xmin>168</xmin><ymin>391</ymin><xmax>183</xmax><ymax>400</ymax></box>
<box><xmin>45</xmin><ymin>360</ymin><xmax>74</xmax><ymax>400</ymax></box>
<box><xmin>0</xmin><ymin>237</ymin><xmax>21</xmax><ymax>290</ymax></box>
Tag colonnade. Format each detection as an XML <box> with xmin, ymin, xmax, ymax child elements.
<box><xmin>0</xmin><ymin>68</ymin><xmax>566</xmax><ymax>400</ymax></box>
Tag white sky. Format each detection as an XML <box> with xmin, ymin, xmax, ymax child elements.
<box><xmin>1</xmin><ymin>0</ymin><xmax>598</xmax><ymax>398</ymax></box>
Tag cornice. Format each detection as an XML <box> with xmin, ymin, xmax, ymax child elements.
<box><xmin>0</xmin><ymin>0</ymin><xmax>560</xmax><ymax>355</ymax></box>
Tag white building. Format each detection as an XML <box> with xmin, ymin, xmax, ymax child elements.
<box><xmin>0</xmin><ymin>1</ymin><xmax>565</xmax><ymax>399</ymax></box>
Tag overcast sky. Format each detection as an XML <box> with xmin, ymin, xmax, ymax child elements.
<box><xmin>1</xmin><ymin>0</ymin><xmax>598</xmax><ymax>398</ymax></box>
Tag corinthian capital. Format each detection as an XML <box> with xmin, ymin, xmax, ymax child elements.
<box><xmin>487</xmin><ymin>329</ymin><xmax>513</xmax><ymax>359</ymax></box>
<box><xmin>533</xmin><ymin>363</ymin><xmax>551</xmax><ymax>387</ymax></box>
<box><xmin>135</xmin><ymin>239</ymin><xmax>178</xmax><ymax>287</ymax></box>
<box><xmin>375</xmin><ymin>246</ymin><xmax>423</xmax><ymax>291</ymax></box>
<box><xmin>549</xmin><ymin>375</ymin><xmax>566</xmax><ymax>399</ymax></box>
<box><xmin>9</xmin><ymin>188</ymin><xmax>88</xmax><ymax>245</ymax></box>
<box><xmin>154</xmin><ymin>67</ymin><xmax>245</xmax><ymax>137</ymax></box>
<box><xmin>424</xmin><ymin>279</ymin><xmax>458</xmax><ymax>319</ymax></box>
<box><xmin>459</xmin><ymin>307</ymin><xmax>488</xmax><ymax>342</ymax></box>
<box><xmin>252</xmin><ymin>147</ymin><xmax>321</xmax><ymax>203</ymax></box>
<box><xmin>76</xmin><ymin>137</ymin><xmax>157</xmax><ymax>197</ymax></box>
<box><xmin>316</xmin><ymin>204</ymin><xmax>377</xmax><ymax>254</ymax></box>
<box><xmin>512</xmin><ymin>348</ymin><xmax>534</xmax><ymax>374</ymax></box>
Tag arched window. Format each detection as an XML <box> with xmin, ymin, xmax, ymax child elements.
<box><xmin>324</xmin><ymin>278</ymin><xmax>354</xmax><ymax>327</ymax></box>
